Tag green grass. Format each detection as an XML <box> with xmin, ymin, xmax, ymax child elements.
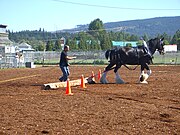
<box><xmin>34</xmin><ymin>59</ymin><xmax>109</xmax><ymax>65</ymax></box>
<box><xmin>34</xmin><ymin>54</ymin><xmax>180</xmax><ymax>65</ymax></box>
<box><xmin>153</xmin><ymin>55</ymin><xmax>180</xmax><ymax>64</ymax></box>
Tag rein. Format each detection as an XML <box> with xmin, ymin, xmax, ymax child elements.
<box><xmin>123</xmin><ymin>64</ymin><xmax>139</xmax><ymax>70</ymax></box>
<box><xmin>87</xmin><ymin>64</ymin><xmax>139</xmax><ymax>82</ymax></box>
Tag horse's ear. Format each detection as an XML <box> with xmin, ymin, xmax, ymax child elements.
<box><xmin>160</xmin><ymin>37</ymin><xmax>164</xmax><ymax>41</ymax></box>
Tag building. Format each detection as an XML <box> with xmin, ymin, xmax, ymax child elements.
<box><xmin>18</xmin><ymin>42</ymin><xmax>35</xmax><ymax>52</ymax></box>
<box><xmin>0</xmin><ymin>45</ymin><xmax>16</xmax><ymax>56</ymax></box>
<box><xmin>164</xmin><ymin>44</ymin><xmax>177</xmax><ymax>52</ymax></box>
<box><xmin>112</xmin><ymin>41</ymin><xmax>138</xmax><ymax>48</ymax></box>
<box><xmin>0</xmin><ymin>24</ymin><xmax>12</xmax><ymax>46</ymax></box>
<box><xmin>0</xmin><ymin>24</ymin><xmax>35</xmax><ymax>68</ymax></box>
<box><xmin>18</xmin><ymin>43</ymin><xmax>35</xmax><ymax>67</ymax></box>
<box><xmin>0</xmin><ymin>24</ymin><xmax>15</xmax><ymax>55</ymax></box>
<box><xmin>60</xmin><ymin>37</ymin><xmax>66</xmax><ymax>49</ymax></box>
<box><xmin>0</xmin><ymin>25</ymin><xmax>16</xmax><ymax>68</ymax></box>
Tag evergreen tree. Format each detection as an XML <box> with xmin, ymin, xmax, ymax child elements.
<box><xmin>100</xmin><ymin>34</ymin><xmax>112</xmax><ymax>50</ymax></box>
<box><xmin>88</xmin><ymin>18</ymin><xmax>104</xmax><ymax>31</ymax></box>
<box><xmin>177</xmin><ymin>38</ymin><xmax>180</xmax><ymax>50</ymax></box>
<box><xmin>142</xmin><ymin>34</ymin><xmax>149</xmax><ymax>41</ymax></box>
<box><xmin>171</xmin><ymin>29</ymin><xmax>180</xmax><ymax>50</ymax></box>
<box><xmin>88</xmin><ymin>18</ymin><xmax>105</xmax><ymax>40</ymax></box>
<box><xmin>71</xmin><ymin>38</ymin><xmax>78</xmax><ymax>50</ymax></box>
<box><xmin>8</xmin><ymin>26</ymin><xmax>180</xmax><ymax>51</ymax></box>
<box><xmin>126</xmin><ymin>43</ymin><xmax>132</xmax><ymax>47</ymax></box>
<box><xmin>162</xmin><ymin>32</ymin><xmax>171</xmax><ymax>42</ymax></box>
<box><xmin>78</xmin><ymin>38</ymin><xmax>86</xmax><ymax>50</ymax></box>
<box><xmin>124</xmin><ymin>33</ymin><xmax>131</xmax><ymax>41</ymax></box>
<box><xmin>96</xmin><ymin>42</ymin><xmax>101</xmax><ymax>50</ymax></box>
<box><xmin>130</xmin><ymin>34</ymin><xmax>139</xmax><ymax>41</ymax></box>
<box><xmin>38</xmin><ymin>41</ymin><xmax>46</xmax><ymax>51</ymax></box>
<box><xmin>46</xmin><ymin>40</ymin><xmax>54</xmax><ymax>51</ymax></box>
<box><xmin>88</xmin><ymin>18</ymin><xmax>112</xmax><ymax>50</ymax></box>
<box><xmin>55</xmin><ymin>40</ymin><xmax>62</xmax><ymax>51</ymax></box>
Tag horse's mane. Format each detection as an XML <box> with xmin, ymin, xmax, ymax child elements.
<box><xmin>148</xmin><ymin>38</ymin><xmax>159</xmax><ymax>44</ymax></box>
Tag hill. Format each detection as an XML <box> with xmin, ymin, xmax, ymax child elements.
<box><xmin>60</xmin><ymin>16</ymin><xmax>180</xmax><ymax>36</ymax></box>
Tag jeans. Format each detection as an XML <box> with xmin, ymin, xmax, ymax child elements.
<box><xmin>59</xmin><ymin>66</ymin><xmax>70</xmax><ymax>82</ymax></box>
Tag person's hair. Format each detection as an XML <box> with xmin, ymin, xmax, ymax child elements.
<box><xmin>64</xmin><ymin>45</ymin><xmax>69</xmax><ymax>50</ymax></box>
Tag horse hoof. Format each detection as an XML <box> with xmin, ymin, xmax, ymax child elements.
<box><xmin>100</xmin><ymin>78</ymin><xmax>109</xmax><ymax>84</ymax></box>
<box><xmin>139</xmin><ymin>80</ymin><xmax>148</xmax><ymax>84</ymax></box>
<box><xmin>140</xmin><ymin>73</ymin><xmax>149</xmax><ymax>82</ymax></box>
<box><xmin>116</xmin><ymin>79</ymin><xmax>125</xmax><ymax>84</ymax></box>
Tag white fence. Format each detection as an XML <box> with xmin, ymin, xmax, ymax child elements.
<box><xmin>0</xmin><ymin>51</ymin><xmax>180</xmax><ymax>68</ymax></box>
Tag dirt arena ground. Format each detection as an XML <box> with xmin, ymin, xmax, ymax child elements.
<box><xmin>0</xmin><ymin>65</ymin><xmax>179</xmax><ymax>135</ymax></box>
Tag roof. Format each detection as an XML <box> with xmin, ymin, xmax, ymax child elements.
<box><xmin>19</xmin><ymin>43</ymin><xmax>32</xmax><ymax>48</ymax></box>
<box><xmin>0</xmin><ymin>24</ymin><xmax>7</xmax><ymax>28</ymax></box>
<box><xmin>18</xmin><ymin>43</ymin><xmax>35</xmax><ymax>51</ymax></box>
<box><xmin>60</xmin><ymin>37</ymin><xmax>65</xmax><ymax>40</ymax></box>
<box><xmin>112</xmin><ymin>41</ymin><xmax>138</xmax><ymax>47</ymax></box>
<box><xmin>0</xmin><ymin>36</ymin><xmax>13</xmax><ymax>45</ymax></box>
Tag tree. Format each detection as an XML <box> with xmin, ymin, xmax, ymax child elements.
<box><xmin>46</xmin><ymin>40</ymin><xmax>54</xmax><ymax>51</ymax></box>
<box><xmin>76</xmin><ymin>32</ymin><xmax>88</xmax><ymax>50</ymax></box>
<box><xmin>136</xmin><ymin>40</ymin><xmax>143</xmax><ymax>46</ymax></box>
<box><xmin>177</xmin><ymin>38</ymin><xmax>180</xmax><ymax>50</ymax></box>
<box><xmin>162</xmin><ymin>32</ymin><xmax>171</xmax><ymax>42</ymax></box>
<box><xmin>88</xmin><ymin>18</ymin><xmax>105</xmax><ymax>39</ymax></box>
<box><xmin>171</xmin><ymin>29</ymin><xmax>180</xmax><ymax>50</ymax></box>
<box><xmin>100</xmin><ymin>34</ymin><xmax>112</xmax><ymax>50</ymax></box>
<box><xmin>130</xmin><ymin>34</ymin><xmax>139</xmax><ymax>41</ymax></box>
<box><xmin>28</xmin><ymin>40</ymin><xmax>45</xmax><ymax>51</ymax></box>
<box><xmin>163</xmin><ymin>40</ymin><xmax>169</xmax><ymax>45</ymax></box>
<box><xmin>88</xmin><ymin>18</ymin><xmax>104</xmax><ymax>31</ymax></box>
<box><xmin>142</xmin><ymin>34</ymin><xmax>149</xmax><ymax>41</ymax></box>
<box><xmin>126</xmin><ymin>43</ymin><xmax>132</xmax><ymax>47</ymax></box>
<box><xmin>55</xmin><ymin>40</ymin><xmax>62</xmax><ymax>51</ymax></box>
<box><xmin>38</xmin><ymin>41</ymin><xmax>46</xmax><ymax>51</ymax></box>
<box><xmin>71</xmin><ymin>38</ymin><xmax>79</xmax><ymax>50</ymax></box>
<box><xmin>88</xmin><ymin>18</ymin><xmax>112</xmax><ymax>50</ymax></box>
<box><xmin>78</xmin><ymin>38</ymin><xmax>86</xmax><ymax>50</ymax></box>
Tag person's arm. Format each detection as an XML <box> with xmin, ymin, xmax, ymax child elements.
<box><xmin>66</xmin><ymin>56</ymin><xmax>76</xmax><ymax>60</ymax></box>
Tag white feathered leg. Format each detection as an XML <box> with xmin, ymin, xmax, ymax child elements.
<box><xmin>100</xmin><ymin>72</ymin><xmax>109</xmax><ymax>84</ymax></box>
<box><xmin>147</xmin><ymin>70</ymin><xmax>152</xmax><ymax>76</ymax></box>
<box><xmin>115</xmin><ymin>72</ymin><xmax>125</xmax><ymax>84</ymax></box>
<box><xmin>139</xmin><ymin>70</ymin><xmax>149</xmax><ymax>84</ymax></box>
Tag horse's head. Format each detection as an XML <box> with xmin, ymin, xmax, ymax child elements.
<box><xmin>148</xmin><ymin>37</ymin><xmax>165</xmax><ymax>55</ymax></box>
<box><xmin>158</xmin><ymin>37</ymin><xmax>165</xmax><ymax>55</ymax></box>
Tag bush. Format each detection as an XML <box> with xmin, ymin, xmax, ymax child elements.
<box><xmin>93</xmin><ymin>60</ymin><xmax>105</xmax><ymax>65</ymax></box>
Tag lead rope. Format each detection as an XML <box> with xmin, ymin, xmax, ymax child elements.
<box><xmin>123</xmin><ymin>64</ymin><xmax>139</xmax><ymax>70</ymax></box>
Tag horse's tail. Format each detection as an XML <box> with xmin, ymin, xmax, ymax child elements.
<box><xmin>105</xmin><ymin>49</ymin><xmax>111</xmax><ymax>60</ymax></box>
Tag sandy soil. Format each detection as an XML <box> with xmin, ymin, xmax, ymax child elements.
<box><xmin>0</xmin><ymin>65</ymin><xmax>179</xmax><ymax>135</ymax></box>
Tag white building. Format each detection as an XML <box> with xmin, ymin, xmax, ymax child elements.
<box><xmin>0</xmin><ymin>24</ymin><xmax>13</xmax><ymax>46</ymax></box>
<box><xmin>164</xmin><ymin>45</ymin><xmax>177</xmax><ymax>52</ymax></box>
<box><xmin>18</xmin><ymin>42</ymin><xmax>35</xmax><ymax>52</ymax></box>
<box><xmin>60</xmin><ymin>37</ymin><xmax>66</xmax><ymax>49</ymax></box>
<box><xmin>0</xmin><ymin>24</ymin><xmax>35</xmax><ymax>68</ymax></box>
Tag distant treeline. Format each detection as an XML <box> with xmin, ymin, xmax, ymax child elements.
<box><xmin>8</xmin><ymin>18</ymin><xmax>180</xmax><ymax>51</ymax></box>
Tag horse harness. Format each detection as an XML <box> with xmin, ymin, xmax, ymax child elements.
<box><xmin>111</xmin><ymin>48</ymin><xmax>139</xmax><ymax>70</ymax></box>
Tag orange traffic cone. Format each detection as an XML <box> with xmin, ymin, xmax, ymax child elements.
<box><xmin>98</xmin><ymin>69</ymin><xmax>102</xmax><ymax>80</ymax></box>
<box><xmin>66</xmin><ymin>79</ymin><xmax>73</xmax><ymax>95</ymax></box>
<box><xmin>81</xmin><ymin>75</ymin><xmax>87</xmax><ymax>88</ymax></box>
<box><xmin>91</xmin><ymin>71</ymin><xmax>95</xmax><ymax>82</ymax></box>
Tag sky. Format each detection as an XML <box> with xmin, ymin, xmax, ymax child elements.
<box><xmin>1</xmin><ymin>0</ymin><xmax>180</xmax><ymax>32</ymax></box>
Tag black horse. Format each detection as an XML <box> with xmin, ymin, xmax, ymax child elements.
<box><xmin>100</xmin><ymin>37</ymin><xmax>164</xmax><ymax>84</ymax></box>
